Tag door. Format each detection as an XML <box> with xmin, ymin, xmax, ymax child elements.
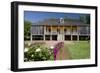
<box><xmin>57</xmin><ymin>27</ymin><xmax>64</xmax><ymax>41</ymax></box>
<box><xmin>57</xmin><ymin>34</ymin><xmax>64</xmax><ymax>41</ymax></box>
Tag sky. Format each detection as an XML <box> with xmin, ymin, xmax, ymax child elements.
<box><xmin>24</xmin><ymin>11</ymin><xmax>89</xmax><ymax>23</ymax></box>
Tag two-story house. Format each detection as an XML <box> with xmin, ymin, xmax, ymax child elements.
<box><xmin>30</xmin><ymin>18</ymin><xmax>90</xmax><ymax>41</ymax></box>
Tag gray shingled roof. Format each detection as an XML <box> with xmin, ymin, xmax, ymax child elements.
<box><xmin>32</xmin><ymin>19</ymin><xmax>90</xmax><ymax>26</ymax></box>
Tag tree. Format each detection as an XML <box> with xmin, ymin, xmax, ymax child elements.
<box><xmin>79</xmin><ymin>15</ymin><xmax>90</xmax><ymax>24</ymax></box>
<box><xmin>64</xmin><ymin>16</ymin><xmax>79</xmax><ymax>22</ymax></box>
<box><xmin>24</xmin><ymin>21</ymin><xmax>31</xmax><ymax>40</ymax></box>
<box><xmin>80</xmin><ymin>16</ymin><xmax>84</xmax><ymax>22</ymax></box>
<box><xmin>86</xmin><ymin>15</ymin><xmax>90</xmax><ymax>24</ymax></box>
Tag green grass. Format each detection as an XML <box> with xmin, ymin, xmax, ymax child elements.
<box><xmin>64</xmin><ymin>41</ymin><xmax>90</xmax><ymax>59</ymax></box>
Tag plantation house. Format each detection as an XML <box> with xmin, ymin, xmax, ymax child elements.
<box><xmin>30</xmin><ymin>18</ymin><xmax>90</xmax><ymax>41</ymax></box>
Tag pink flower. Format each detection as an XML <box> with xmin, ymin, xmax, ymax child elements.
<box><xmin>53</xmin><ymin>42</ymin><xmax>64</xmax><ymax>60</ymax></box>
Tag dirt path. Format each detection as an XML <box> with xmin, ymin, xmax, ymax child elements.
<box><xmin>56</xmin><ymin>42</ymin><xmax>71</xmax><ymax>60</ymax></box>
<box><xmin>46</xmin><ymin>41</ymin><xmax>72</xmax><ymax>60</ymax></box>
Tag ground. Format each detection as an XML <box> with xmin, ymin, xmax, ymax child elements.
<box><xmin>25</xmin><ymin>41</ymin><xmax>90</xmax><ymax>61</ymax></box>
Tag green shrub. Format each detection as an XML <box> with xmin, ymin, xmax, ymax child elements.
<box><xmin>24</xmin><ymin>43</ymin><xmax>54</xmax><ymax>62</ymax></box>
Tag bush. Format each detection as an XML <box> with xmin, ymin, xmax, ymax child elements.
<box><xmin>24</xmin><ymin>43</ymin><xmax>54</xmax><ymax>62</ymax></box>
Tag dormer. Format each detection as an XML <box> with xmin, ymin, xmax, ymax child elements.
<box><xmin>60</xmin><ymin>18</ymin><xmax>64</xmax><ymax>24</ymax></box>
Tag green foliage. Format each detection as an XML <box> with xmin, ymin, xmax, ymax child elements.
<box><xmin>24</xmin><ymin>21</ymin><xmax>31</xmax><ymax>40</ymax></box>
<box><xmin>64</xmin><ymin>17</ymin><xmax>79</xmax><ymax>22</ymax></box>
<box><xmin>86</xmin><ymin>15</ymin><xmax>90</xmax><ymax>24</ymax></box>
<box><xmin>79</xmin><ymin>15</ymin><xmax>90</xmax><ymax>24</ymax></box>
<box><xmin>24</xmin><ymin>43</ymin><xmax>54</xmax><ymax>62</ymax></box>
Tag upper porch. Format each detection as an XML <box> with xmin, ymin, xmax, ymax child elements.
<box><xmin>31</xmin><ymin>25</ymin><xmax>90</xmax><ymax>35</ymax></box>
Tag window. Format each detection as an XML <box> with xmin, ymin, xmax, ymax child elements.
<box><xmin>72</xmin><ymin>36</ymin><xmax>77</xmax><ymax>40</ymax></box>
<box><xmin>46</xmin><ymin>26</ymin><xmax>51</xmax><ymax>34</ymax></box>
<box><xmin>48</xmin><ymin>28</ymin><xmax>51</xmax><ymax>32</ymax></box>
<box><xmin>65</xmin><ymin>35</ymin><xmax>71</xmax><ymax>40</ymax></box>
<box><xmin>45</xmin><ymin>35</ymin><xmax>50</xmax><ymax>40</ymax></box>
<box><xmin>52</xmin><ymin>35</ymin><xmax>57</xmax><ymax>40</ymax></box>
<box><xmin>64</xmin><ymin>29</ymin><xmax>67</xmax><ymax>33</ymax></box>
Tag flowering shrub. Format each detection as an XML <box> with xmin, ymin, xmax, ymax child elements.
<box><xmin>24</xmin><ymin>42</ymin><xmax>53</xmax><ymax>62</ymax></box>
<box><xmin>53</xmin><ymin>42</ymin><xmax>64</xmax><ymax>60</ymax></box>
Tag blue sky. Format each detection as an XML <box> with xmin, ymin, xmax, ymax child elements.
<box><xmin>24</xmin><ymin>11</ymin><xmax>88</xmax><ymax>23</ymax></box>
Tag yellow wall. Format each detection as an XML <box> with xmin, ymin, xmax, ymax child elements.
<box><xmin>46</xmin><ymin>26</ymin><xmax>77</xmax><ymax>32</ymax></box>
<box><xmin>64</xmin><ymin>26</ymin><xmax>71</xmax><ymax>30</ymax></box>
<box><xmin>52</xmin><ymin>26</ymin><xmax>58</xmax><ymax>31</ymax></box>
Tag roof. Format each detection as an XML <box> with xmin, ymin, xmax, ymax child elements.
<box><xmin>32</xmin><ymin>19</ymin><xmax>90</xmax><ymax>26</ymax></box>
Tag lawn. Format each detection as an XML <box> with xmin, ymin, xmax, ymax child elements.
<box><xmin>64</xmin><ymin>41</ymin><xmax>90</xmax><ymax>59</ymax></box>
